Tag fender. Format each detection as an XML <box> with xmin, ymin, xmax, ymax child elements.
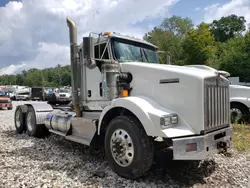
<box><xmin>25</xmin><ymin>102</ymin><xmax>54</xmax><ymax>125</ymax></box>
<box><xmin>98</xmin><ymin>96</ymin><xmax>196</xmax><ymax>138</ymax></box>
<box><xmin>230</xmin><ymin>97</ymin><xmax>250</xmax><ymax>109</ymax></box>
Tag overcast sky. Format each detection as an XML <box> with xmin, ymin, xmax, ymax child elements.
<box><xmin>0</xmin><ymin>0</ymin><xmax>250</xmax><ymax>75</ymax></box>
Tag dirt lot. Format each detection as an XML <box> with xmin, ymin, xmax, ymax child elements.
<box><xmin>0</xmin><ymin>101</ymin><xmax>250</xmax><ymax>188</ymax></box>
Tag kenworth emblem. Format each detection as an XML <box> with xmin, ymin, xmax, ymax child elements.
<box><xmin>159</xmin><ymin>78</ymin><xmax>180</xmax><ymax>84</ymax></box>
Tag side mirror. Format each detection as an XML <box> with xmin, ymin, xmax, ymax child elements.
<box><xmin>83</xmin><ymin>37</ymin><xmax>96</xmax><ymax>69</ymax></box>
<box><xmin>158</xmin><ymin>51</ymin><xmax>171</xmax><ymax>64</ymax></box>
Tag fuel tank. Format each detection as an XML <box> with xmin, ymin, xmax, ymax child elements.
<box><xmin>44</xmin><ymin>110</ymin><xmax>76</xmax><ymax>133</ymax></box>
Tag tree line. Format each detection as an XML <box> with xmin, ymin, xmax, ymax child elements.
<box><xmin>0</xmin><ymin>65</ymin><xmax>71</xmax><ymax>87</ymax></box>
<box><xmin>1</xmin><ymin>14</ymin><xmax>250</xmax><ymax>86</ymax></box>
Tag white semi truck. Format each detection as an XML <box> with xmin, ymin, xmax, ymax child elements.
<box><xmin>14</xmin><ymin>17</ymin><xmax>232</xmax><ymax>179</ymax></box>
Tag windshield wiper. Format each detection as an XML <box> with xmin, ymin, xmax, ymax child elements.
<box><xmin>142</xmin><ymin>49</ymin><xmax>148</xmax><ymax>62</ymax></box>
<box><xmin>140</xmin><ymin>48</ymin><xmax>144</xmax><ymax>62</ymax></box>
<box><xmin>142</xmin><ymin>48</ymin><xmax>155</xmax><ymax>63</ymax></box>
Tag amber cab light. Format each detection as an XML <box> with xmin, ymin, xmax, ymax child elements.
<box><xmin>122</xmin><ymin>90</ymin><xmax>128</xmax><ymax>97</ymax></box>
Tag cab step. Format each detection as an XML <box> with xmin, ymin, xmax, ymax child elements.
<box><xmin>65</xmin><ymin>135</ymin><xmax>92</xmax><ymax>146</ymax></box>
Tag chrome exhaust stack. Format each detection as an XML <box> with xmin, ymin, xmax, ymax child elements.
<box><xmin>66</xmin><ymin>17</ymin><xmax>81</xmax><ymax>117</ymax></box>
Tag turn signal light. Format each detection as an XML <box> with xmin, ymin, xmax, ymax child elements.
<box><xmin>122</xmin><ymin>90</ymin><xmax>128</xmax><ymax>97</ymax></box>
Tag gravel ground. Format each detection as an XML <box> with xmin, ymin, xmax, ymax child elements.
<box><xmin>0</xmin><ymin>101</ymin><xmax>250</xmax><ymax>188</ymax></box>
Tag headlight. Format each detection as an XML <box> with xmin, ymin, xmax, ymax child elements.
<box><xmin>160</xmin><ymin>114</ymin><xmax>178</xmax><ymax>128</ymax></box>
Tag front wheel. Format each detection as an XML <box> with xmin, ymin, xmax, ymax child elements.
<box><xmin>230</xmin><ymin>103</ymin><xmax>250</xmax><ymax>124</ymax></box>
<box><xmin>104</xmin><ymin>115</ymin><xmax>154</xmax><ymax>180</ymax></box>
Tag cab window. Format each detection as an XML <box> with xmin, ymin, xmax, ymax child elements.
<box><xmin>94</xmin><ymin>43</ymin><xmax>109</xmax><ymax>59</ymax></box>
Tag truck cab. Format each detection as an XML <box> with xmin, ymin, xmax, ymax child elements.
<box><xmin>13</xmin><ymin>17</ymin><xmax>232</xmax><ymax>180</ymax></box>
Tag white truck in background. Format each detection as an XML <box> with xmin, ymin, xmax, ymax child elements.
<box><xmin>14</xmin><ymin>86</ymin><xmax>31</xmax><ymax>101</ymax></box>
<box><xmin>185</xmin><ymin>65</ymin><xmax>250</xmax><ymax>124</ymax></box>
<box><xmin>47</xmin><ymin>87</ymin><xmax>72</xmax><ymax>105</ymax></box>
<box><xmin>228</xmin><ymin>76</ymin><xmax>250</xmax><ymax>87</ymax></box>
<box><xmin>13</xmin><ymin>17</ymin><xmax>232</xmax><ymax>179</ymax></box>
<box><xmin>229</xmin><ymin>84</ymin><xmax>250</xmax><ymax>123</ymax></box>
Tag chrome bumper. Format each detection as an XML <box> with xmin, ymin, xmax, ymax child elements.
<box><xmin>57</xmin><ymin>98</ymin><xmax>71</xmax><ymax>101</ymax></box>
<box><xmin>172</xmin><ymin>126</ymin><xmax>232</xmax><ymax>160</ymax></box>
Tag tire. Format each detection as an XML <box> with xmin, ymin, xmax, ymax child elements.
<box><xmin>14</xmin><ymin>106</ymin><xmax>26</xmax><ymax>134</ymax></box>
<box><xmin>230</xmin><ymin>103</ymin><xmax>250</xmax><ymax>124</ymax></box>
<box><xmin>104</xmin><ymin>115</ymin><xmax>154</xmax><ymax>179</ymax></box>
<box><xmin>8</xmin><ymin>107</ymin><xmax>12</xmax><ymax>110</ymax></box>
<box><xmin>26</xmin><ymin>106</ymin><xmax>48</xmax><ymax>138</ymax></box>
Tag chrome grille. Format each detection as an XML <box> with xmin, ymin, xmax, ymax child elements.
<box><xmin>204</xmin><ymin>77</ymin><xmax>230</xmax><ymax>132</ymax></box>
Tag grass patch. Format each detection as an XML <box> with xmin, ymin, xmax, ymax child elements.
<box><xmin>232</xmin><ymin>124</ymin><xmax>250</xmax><ymax>152</ymax></box>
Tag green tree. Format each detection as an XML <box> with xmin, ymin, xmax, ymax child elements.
<box><xmin>160</xmin><ymin>15</ymin><xmax>194</xmax><ymax>39</ymax></box>
<box><xmin>210</xmin><ymin>14</ymin><xmax>246</xmax><ymax>42</ymax></box>
<box><xmin>182</xmin><ymin>23</ymin><xmax>217</xmax><ymax>65</ymax></box>
<box><xmin>218</xmin><ymin>34</ymin><xmax>250</xmax><ymax>81</ymax></box>
<box><xmin>16</xmin><ymin>74</ymin><xmax>25</xmax><ymax>85</ymax></box>
<box><xmin>0</xmin><ymin>64</ymin><xmax>72</xmax><ymax>87</ymax></box>
<box><xmin>143</xmin><ymin>16</ymin><xmax>194</xmax><ymax>65</ymax></box>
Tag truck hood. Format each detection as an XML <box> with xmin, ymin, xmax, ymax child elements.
<box><xmin>120</xmin><ymin>63</ymin><xmax>218</xmax><ymax>79</ymax></box>
<box><xmin>230</xmin><ymin>84</ymin><xmax>250</xmax><ymax>98</ymax></box>
<box><xmin>119</xmin><ymin>62</ymin><xmax>226</xmax><ymax>134</ymax></box>
<box><xmin>120</xmin><ymin>62</ymin><xmax>219</xmax><ymax>82</ymax></box>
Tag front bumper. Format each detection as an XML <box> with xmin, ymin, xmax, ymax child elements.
<box><xmin>172</xmin><ymin>126</ymin><xmax>232</xmax><ymax>160</ymax></box>
<box><xmin>57</xmin><ymin>97</ymin><xmax>71</xmax><ymax>101</ymax></box>
<box><xmin>0</xmin><ymin>103</ymin><xmax>12</xmax><ymax>108</ymax></box>
<box><xmin>16</xmin><ymin>95</ymin><xmax>29</xmax><ymax>100</ymax></box>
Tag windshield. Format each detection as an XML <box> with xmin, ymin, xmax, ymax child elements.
<box><xmin>112</xmin><ymin>38</ymin><xmax>158</xmax><ymax>63</ymax></box>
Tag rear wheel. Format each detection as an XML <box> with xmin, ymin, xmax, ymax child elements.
<box><xmin>104</xmin><ymin>115</ymin><xmax>154</xmax><ymax>179</ymax></box>
<box><xmin>26</xmin><ymin>106</ymin><xmax>48</xmax><ymax>138</ymax></box>
<box><xmin>14</xmin><ymin>106</ymin><xmax>26</xmax><ymax>134</ymax></box>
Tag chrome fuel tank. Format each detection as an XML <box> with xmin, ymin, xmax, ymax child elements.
<box><xmin>44</xmin><ymin>110</ymin><xmax>76</xmax><ymax>133</ymax></box>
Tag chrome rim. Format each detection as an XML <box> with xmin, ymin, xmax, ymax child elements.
<box><xmin>110</xmin><ymin>129</ymin><xmax>134</xmax><ymax>167</ymax></box>
<box><xmin>230</xmin><ymin>108</ymin><xmax>242</xmax><ymax>122</ymax></box>
<box><xmin>15</xmin><ymin>110</ymin><xmax>21</xmax><ymax>128</ymax></box>
<box><xmin>27</xmin><ymin>112</ymin><xmax>33</xmax><ymax>132</ymax></box>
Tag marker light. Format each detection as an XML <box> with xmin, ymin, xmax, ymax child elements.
<box><xmin>121</xmin><ymin>90</ymin><xmax>128</xmax><ymax>97</ymax></box>
<box><xmin>103</xmin><ymin>31</ymin><xmax>111</xmax><ymax>35</ymax></box>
